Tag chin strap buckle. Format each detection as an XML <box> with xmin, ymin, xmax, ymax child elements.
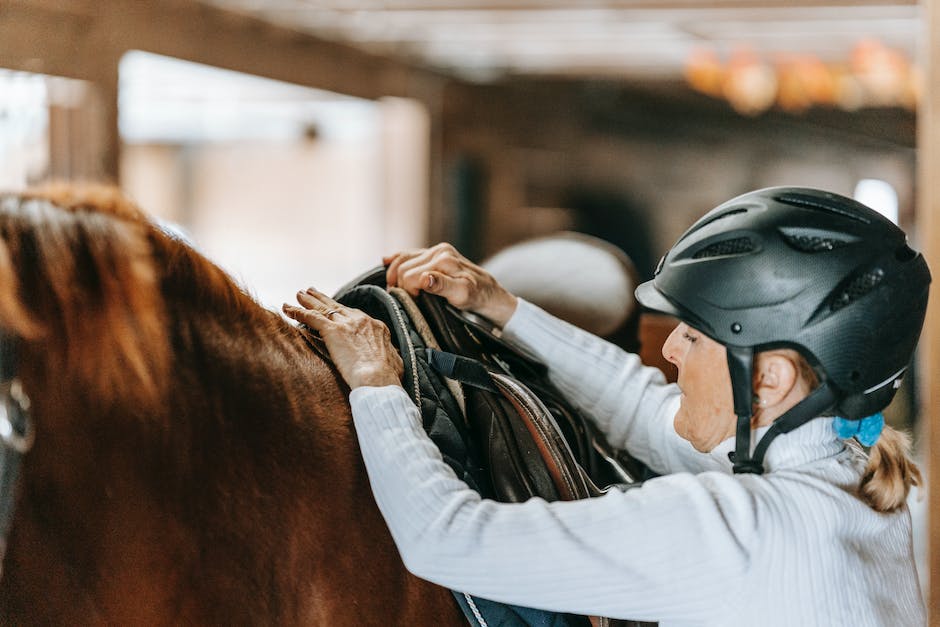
<box><xmin>728</xmin><ymin>451</ymin><xmax>764</xmax><ymax>474</ymax></box>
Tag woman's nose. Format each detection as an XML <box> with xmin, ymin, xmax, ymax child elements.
<box><xmin>662</xmin><ymin>324</ymin><xmax>684</xmax><ymax>367</ymax></box>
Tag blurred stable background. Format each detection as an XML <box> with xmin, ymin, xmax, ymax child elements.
<box><xmin>2</xmin><ymin>0</ymin><xmax>940</xmax><ymax>620</ymax></box>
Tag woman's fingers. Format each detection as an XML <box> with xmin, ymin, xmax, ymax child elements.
<box><xmin>421</xmin><ymin>271</ymin><xmax>473</xmax><ymax>308</ymax></box>
<box><xmin>283</xmin><ymin>288</ymin><xmax>347</xmax><ymax>330</ymax></box>
<box><xmin>399</xmin><ymin>257</ymin><xmax>462</xmax><ymax>296</ymax></box>
<box><xmin>382</xmin><ymin>243</ymin><xmax>517</xmax><ymax>325</ymax></box>
<box><xmin>388</xmin><ymin>249</ymin><xmax>438</xmax><ymax>290</ymax></box>
<box><xmin>385</xmin><ymin>243</ymin><xmax>458</xmax><ymax>288</ymax></box>
<box><xmin>299</xmin><ymin>286</ymin><xmax>341</xmax><ymax>309</ymax></box>
<box><xmin>385</xmin><ymin>249</ymin><xmax>429</xmax><ymax>288</ymax></box>
<box><xmin>284</xmin><ymin>287</ymin><xmax>404</xmax><ymax>389</ymax></box>
<box><xmin>388</xmin><ymin>245</ymin><xmax>460</xmax><ymax>294</ymax></box>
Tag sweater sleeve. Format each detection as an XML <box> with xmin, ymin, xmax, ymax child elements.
<box><xmin>350</xmin><ymin>385</ymin><xmax>755</xmax><ymax>622</ymax></box>
<box><xmin>501</xmin><ymin>299</ymin><xmax>722</xmax><ymax>475</ymax></box>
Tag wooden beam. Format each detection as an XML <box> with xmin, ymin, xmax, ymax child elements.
<box><xmin>270</xmin><ymin>0</ymin><xmax>917</xmax><ymax>9</ymax></box>
<box><xmin>0</xmin><ymin>3</ymin><xmax>103</xmax><ymax>82</ymax></box>
<box><xmin>1</xmin><ymin>0</ymin><xmax>450</xmax><ymax>101</ymax></box>
<box><xmin>918</xmin><ymin>0</ymin><xmax>940</xmax><ymax>622</ymax></box>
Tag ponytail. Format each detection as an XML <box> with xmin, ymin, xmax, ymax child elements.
<box><xmin>787</xmin><ymin>352</ymin><xmax>921</xmax><ymax>513</ymax></box>
<box><xmin>857</xmin><ymin>426</ymin><xmax>922</xmax><ymax>513</ymax></box>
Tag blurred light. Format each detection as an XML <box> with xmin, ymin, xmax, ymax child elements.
<box><xmin>685</xmin><ymin>48</ymin><xmax>724</xmax><ymax>99</ymax></box>
<box><xmin>684</xmin><ymin>38</ymin><xmax>918</xmax><ymax>115</ymax></box>
<box><xmin>722</xmin><ymin>48</ymin><xmax>777</xmax><ymax>116</ymax></box>
<box><xmin>851</xmin><ymin>39</ymin><xmax>910</xmax><ymax>107</ymax></box>
<box><xmin>854</xmin><ymin>179</ymin><xmax>898</xmax><ymax>224</ymax></box>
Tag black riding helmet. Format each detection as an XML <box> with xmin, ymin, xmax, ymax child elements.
<box><xmin>635</xmin><ymin>187</ymin><xmax>931</xmax><ymax>474</ymax></box>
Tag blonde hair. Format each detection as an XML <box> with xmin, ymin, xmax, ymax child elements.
<box><xmin>856</xmin><ymin>427</ymin><xmax>922</xmax><ymax>513</ymax></box>
<box><xmin>789</xmin><ymin>351</ymin><xmax>921</xmax><ymax>513</ymax></box>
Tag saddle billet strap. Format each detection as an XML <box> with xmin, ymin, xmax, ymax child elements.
<box><xmin>425</xmin><ymin>346</ymin><xmax>596</xmax><ymax>502</ymax></box>
<box><xmin>490</xmin><ymin>372</ymin><xmax>593</xmax><ymax>501</ymax></box>
<box><xmin>425</xmin><ymin>349</ymin><xmax>499</xmax><ymax>393</ymax></box>
<box><xmin>442</xmin><ymin>373</ymin><xmax>553</xmax><ymax>502</ymax></box>
<box><xmin>423</xmin><ymin>345</ymin><xmax>561</xmax><ymax>500</ymax></box>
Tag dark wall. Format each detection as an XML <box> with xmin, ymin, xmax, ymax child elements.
<box><xmin>440</xmin><ymin>79</ymin><xmax>916</xmax><ymax>272</ymax></box>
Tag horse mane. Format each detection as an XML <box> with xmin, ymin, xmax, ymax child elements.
<box><xmin>0</xmin><ymin>182</ymin><xmax>332</xmax><ymax>417</ymax></box>
<box><xmin>0</xmin><ymin>184</ymin><xmax>376</xmax><ymax>623</ymax></box>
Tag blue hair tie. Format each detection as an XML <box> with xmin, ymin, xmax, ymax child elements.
<box><xmin>833</xmin><ymin>413</ymin><xmax>885</xmax><ymax>447</ymax></box>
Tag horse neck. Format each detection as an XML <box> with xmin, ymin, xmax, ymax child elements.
<box><xmin>0</xmin><ymin>203</ymin><xmax>462</xmax><ymax>624</ymax></box>
<box><xmin>160</xmin><ymin>302</ymin><xmax>465</xmax><ymax>626</ymax></box>
<box><xmin>153</xmin><ymin>297</ymin><xmax>462</xmax><ymax>625</ymax></box>
<box><xmin>7</xmin><ymin>269</ymin><xmax>372</xmax><ymax>624</ymax></box>
<box><xmin>173</xmin><ymin>301</ymin><xmax>371</xmax><ymax>524</ymax></box>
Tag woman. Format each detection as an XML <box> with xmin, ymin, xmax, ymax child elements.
<box><xmin>284</xmin><ymin>187</ymin><xmax>928</xmax><ymax>625</ymax></box>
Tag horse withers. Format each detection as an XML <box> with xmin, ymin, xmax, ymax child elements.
<box><xmin>0</xmin><ymin>184</ymin><xmax>463</xmax><ymax>625</ymax></box>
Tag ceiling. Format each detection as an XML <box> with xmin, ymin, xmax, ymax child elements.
<box><xmin>199</xmin><ymin>0</ymin><xmax>921</xmax><ymax>82</ymax></box>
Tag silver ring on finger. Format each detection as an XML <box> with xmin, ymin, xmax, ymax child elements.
<box><xmin>325</xmin><ymin>309</ymin><xmax>339</xmax><ymax>319</ymax></box>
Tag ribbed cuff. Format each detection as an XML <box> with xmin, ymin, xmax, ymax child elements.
<box><xmin>350</xmin><ymin>384</ymin><xmax>421</xmax><ymax>429</ymax></box>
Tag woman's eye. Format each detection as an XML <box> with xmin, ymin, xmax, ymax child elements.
<box><xmin>682</xmin><ymin>332</ymin><xmax>698</xmax><ymax>343</ymax></box>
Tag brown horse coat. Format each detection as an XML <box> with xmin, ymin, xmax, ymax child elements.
<box><xmin>0</xmin><ymin>185</ymin><xmax>463</xmax><ymax>626</ymax></box>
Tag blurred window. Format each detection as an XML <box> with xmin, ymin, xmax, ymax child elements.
<box><xmin>119</xmin><ymin>51</ymin><xmax>429</xmax><ymax>308</ymax></box>
<box><xmin>0</xmin><ymin>70</ymin><xmax>50</xmax><ymax>189</ymax></box>
<box><xmin>853</xmin><ymin>178</ymin><xmax>899</xmax><ymax>224</ymax></box>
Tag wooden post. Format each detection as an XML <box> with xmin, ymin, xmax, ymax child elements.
<box><xmin>94</xmin><ymin>63</ymin><xmax>120</xmax><ymax>183</ymax></box>
<box><xmin>918</xmin><ymin>0</ymin><xmax>940</xmax><ymax>623</ymax></box>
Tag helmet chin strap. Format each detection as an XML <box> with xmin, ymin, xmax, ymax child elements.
<box><xmin>726</xmin><ymin>346</ymin><xmax>761</xmax><ymax>474</ymax></box>
<box><xmin>749</xmin><ymin>383</ymin><xmax>837</xmax><ymax>470</ymax></box>
<box><xmin>725</xmin><ymin>345</ymin><xmax>838</xmax><ymax>474</ymax></box>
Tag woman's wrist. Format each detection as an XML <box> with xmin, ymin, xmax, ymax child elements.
<box><xmin>347</xmin><ymin>365</ymin><xmax>403</xmax><ymax>389</ymax></box>
<box><xmin>476</xmin><ymin>291</ymin><xmax>519</xmax><ymax>329</ymax></box>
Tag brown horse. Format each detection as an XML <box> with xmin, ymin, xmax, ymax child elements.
<box><xmin>0</xmin><ymin>184</ymin><xmax>464</xmax><ymax>625</ymax></box>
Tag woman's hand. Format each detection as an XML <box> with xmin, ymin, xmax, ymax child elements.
<box><xmin>384</xmin><ymin>243</ymin><xmax>518</xmax><ymax>328</ymax></box>
<box><xmin>283</xmin><ymin>288</ymin><xmax>404</xmax><ymax>390</ymax></box>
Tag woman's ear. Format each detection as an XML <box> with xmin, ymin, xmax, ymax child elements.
<box><xmin>753</xmin><ymin>352</ymin><xmax>799</xmax><ymax>409</ymax></box>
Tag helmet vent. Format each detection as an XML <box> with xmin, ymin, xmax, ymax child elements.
<box><xmin>781</xmin><ymin>233</ymin><xmax>850</xmax><ymax>253</ymax></box>
<box><xmin>774</xmin><ymin>193</ymin><xmax>872</xmax><ymax>225</ymax></box>
<box><xmin>694</xmin><ymin>207</ymin><xmax>749</xmax><ymax>231</ymax></box>
<box><xmin>692</xmin><ymin>237</ymin><xmax>754</xmax><ymax>259</ymax></box>
<box><xmin>680</xmin><ymin>206</ymin><xmax>753</xmax><ymax>243</ymax></box>
<box><xmin>829</xmin><ymin>268</ymin><xmax>885</xmax><ymax>311</ymax></box>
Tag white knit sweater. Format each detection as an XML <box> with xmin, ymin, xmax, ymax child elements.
<box><xmin>349</xmin><ymin>299</ymin><xmax>925</xmax><ymax>626</ymax></box>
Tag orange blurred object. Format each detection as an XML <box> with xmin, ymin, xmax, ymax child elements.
<box><xmin>723</xmin><ymin>47</ymin><xmax>777</xmax><ymax>116</ymax></box>
<box><xmin>776</xmin><ymin>55</ymin><xmax>836</xmax><ymax>113</ymax></box>
<box><xmin>851</xmin><ymin>38</ymin><xmax>910</xmax><ymax>107</ymax></box>
<box><xmin>684</xmin><ymin>48</ymin><xmax>725</xmax><ymax>98</ymax></box>
<box><xmin>685</xmin><ymin>39</ymin><xmax>917</xmax><ymax>114</ymax></box>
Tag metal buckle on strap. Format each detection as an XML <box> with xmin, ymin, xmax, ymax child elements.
<box><xmin>0</xmin><ymin>379</ymin><xmax>33</xmax><ymax>454</ymax></box>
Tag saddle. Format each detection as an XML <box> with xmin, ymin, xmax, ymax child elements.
<box><xmin>334</xmin><ymin>267</ymin><xmax>655</xmax><ymax>627</ymax></box>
